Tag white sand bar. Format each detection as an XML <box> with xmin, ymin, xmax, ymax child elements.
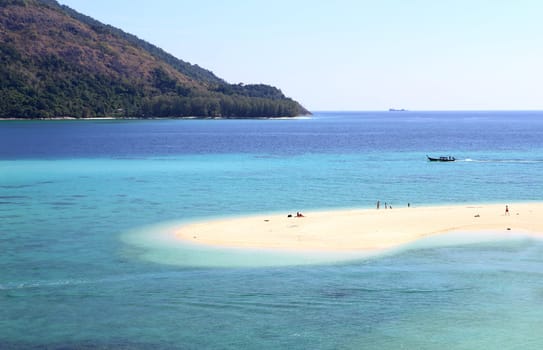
<box><xmin>176</xmin><ymin>203</ymin><xmax>543</xmax><ymax>251</ymax></box>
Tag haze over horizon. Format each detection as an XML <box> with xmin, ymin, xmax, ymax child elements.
<box><xmin>57</xmin><ymin>0</ymin><xmax>543</xmax><ymax>112</ymax></box>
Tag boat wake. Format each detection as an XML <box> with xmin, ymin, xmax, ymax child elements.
<box><xmin>461</xmin><ymin>158</ymin><xmax>543</xmax><ymax>164</ymax></box>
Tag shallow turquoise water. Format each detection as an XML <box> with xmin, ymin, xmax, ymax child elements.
<box><xmin>2</xmin><ymin>112</ymin><xmax>543</xmax><ymax>349</ymax></box>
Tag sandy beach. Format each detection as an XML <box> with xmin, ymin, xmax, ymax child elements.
<box><xmin>176</xmin><ymin>203</ymin><xmax>543</xmax><ymax>251</ymax></box>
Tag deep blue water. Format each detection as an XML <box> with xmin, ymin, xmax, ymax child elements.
<box><xmin>2</xmin><ymin>111</ymin><xmax>543</xmax><ymax>349</ymax></box>
<box><xmin>2</xmin><ymin>111</ymin><xmax>543</xmax><ymax>158</ymax></box>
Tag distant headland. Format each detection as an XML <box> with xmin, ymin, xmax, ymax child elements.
<box><xmin>0</xmin><ymin>0</ymin><xmax>310</xmax><ymax>119</ymax></box>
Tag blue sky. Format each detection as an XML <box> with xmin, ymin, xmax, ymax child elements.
<box><xmin>58</xmin><ymin>0</ymin><xmax>543</xmax><ymax>111</ymax></box>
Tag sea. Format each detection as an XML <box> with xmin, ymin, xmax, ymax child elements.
<box><xmin>1</xmin><ymin>111</ymin><xmax>543</xmax><ymax>349</ymax></box>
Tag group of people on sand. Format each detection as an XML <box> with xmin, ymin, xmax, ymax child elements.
<box><xmin>286</xmin><ymin>204</ymin><xmax>510</xmax><ymax>217</ymax></box>
<box><xmin>376</xmin><ymin>201</ymin><xmax>391</xmax><ymax>209</ymax></box>
<box><xmin>376</xmin><ymin>201</ymin><xmax>412</xmax><ymax>209</ymax></box>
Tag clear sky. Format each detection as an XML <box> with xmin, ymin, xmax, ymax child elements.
<box><xmin>57</xmin><ymin>0</ymin><xmax>543</xmax><ymax>111</ymax></box>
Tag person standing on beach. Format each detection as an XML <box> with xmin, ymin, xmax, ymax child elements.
<box><xmin>377</xmin><ymin>201</ymin><xmax>380</xmax><ymax>209</ymax></box>
<box><xmin>505</xmin><ymin>205</ymin><xmax>509</xmax><ymax>215</ymax></box>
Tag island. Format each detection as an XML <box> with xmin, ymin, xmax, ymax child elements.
<box><xmin>0</xmin><ymin>0</ymin><xmax>310</xmax><ymax>119</ymax></box>
<box><xmin>176</xmin><ymin>203</ymin><xmax>543</xmax><ymax>251</ymax></box>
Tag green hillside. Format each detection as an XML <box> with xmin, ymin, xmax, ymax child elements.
<box><xmin>0</xmin><ymin>0</ymin><xmax>310</xmax><ymax>118</ymax></box>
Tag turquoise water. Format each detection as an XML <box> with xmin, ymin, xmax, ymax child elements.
<box><xmin>2</xmin><ymin>112</ymin><xmax>543</xmax><ymax>348</ymax></box>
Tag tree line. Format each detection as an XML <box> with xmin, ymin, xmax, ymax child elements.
<box><xmin>0</xmin><ymin>51</ymin><xmax>307</xmax><ymax>118</ymax></box>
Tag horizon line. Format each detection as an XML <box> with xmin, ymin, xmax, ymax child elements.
<box><xmin>309</xmin><ymin>109</ymin><xmax>543</xmax><ymax>113</ymax></box>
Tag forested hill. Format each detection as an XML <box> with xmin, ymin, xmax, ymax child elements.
<box><xmin>0</xmin><ymin>0</ymin><xmax>310</xmax><ymax>118</ymax></box>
